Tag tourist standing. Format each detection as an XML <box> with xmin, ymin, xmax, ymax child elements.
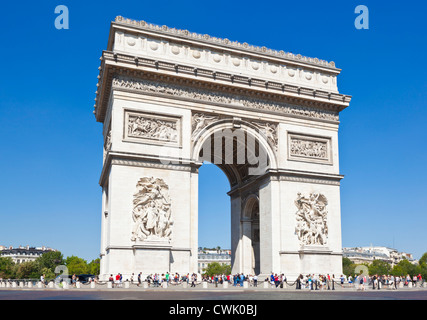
<box><xmin>40</xmin><ymin>274</ymin><xmax>46</xmax><ymax>288</ymax></box>
<box><xmin>191</xmin><ymin>273</ymin><xmax>196</xmax><ymax>287</ymax></box>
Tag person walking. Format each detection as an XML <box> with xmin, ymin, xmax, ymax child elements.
<box><xmin>137</xmin><ymin>272</ymin><xmax>142</xmax><ymax>287</ymax></box>
<box><xmin>358</xmin><ymin>274</ymin><xmax>365</xmax><ymax>291</ymax></box>
<box><xmin>115</xmin><ymin>273</ymin><xmax>120</xmax><ymax>288</ymax></box>
<box><xmin>191</xmin><ymin>273</ymin><xmax>196</xmax><ymax>287</ymax></box>
<box><xmin>391</xmin><ymin>275</ymin><xmax>396</xmax><ymax>290</ymax></box>
<box><xmin>72</xmin><ymin>274</ymin><xmax>76</xmax><ymax>288</ymax></box>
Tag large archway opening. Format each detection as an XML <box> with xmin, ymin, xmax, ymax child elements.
<box><xmin>193</xmin><ymin>120</ymin><xmax>275</xmax><ymax>276</ymax></box>
<box><xmin>198</xmin><ymin>163</ymin><xmax>231</xmax><ymax>250</ymax></box>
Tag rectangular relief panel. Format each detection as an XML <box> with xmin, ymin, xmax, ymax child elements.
<box><xmin>287</xmin><ymin>132</ymin><xmax>332</xmax><ymax>165</ymax></box>
<box><xmin>123</xmin><ymin>109</ymin><xmax>182</xmax><ymax>147</ymax></box>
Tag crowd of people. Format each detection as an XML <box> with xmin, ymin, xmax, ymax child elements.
<box><xmin>103</xmin><ymin>271</ymin><xmax>424</xmax><ymax>291</ymax></box>
<box><xmin>1</xmin><ymin>271</ymin><xmax>424</xmax><ymax>292</ymax></box>
<box><xmin>351</xmin><ymin>273</ymin><xmax>424</xmax><ymax>291</ymax></box>
<box><xmin>108</xmin><ymin>272</ymin><xmax>200</xmax><ymax>288</ymax></box>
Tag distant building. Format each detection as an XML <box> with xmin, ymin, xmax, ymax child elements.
<box><xmin>198</xmin><ymin>248</ymin><xmax>231</xmax><ymax>273</ymax></box>
<box><xmin>343</xmin><ymin>246</ymin><xmax>417</xmax><ymax>266</ymax></box>
<box><xmin>0</xmin><ymin>245</ymin><xmax>57</xmax><ymax>264</ymax></box>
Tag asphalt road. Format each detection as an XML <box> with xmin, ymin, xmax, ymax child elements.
<box><xmin>1</xmin><ymin>288</ymin><xmax>426</xmax><ymax>300</ymax></box>
<box><xmin>0</xmin><ymin>288</ymin><xmax>424</xmax><ymax>319</ymax></box>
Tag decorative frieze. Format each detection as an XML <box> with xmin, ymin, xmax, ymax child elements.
<box><xmin>113</xmin><ymin>76</ymin><xmax>339</xmax><ymax>122</ymax></box>
<box><xmin>131</xmin><ymin>177</ymin><xmax>173</xmax><ymax>242</ymax></box>
<box><xmin>288</xmin><ymin>133</ymin><xmax>331</xmax><ymax>164</ymax></box>
<box><xmin>294</xmin><ymin>193</ymin><xmax>328</xmax><ymax>246</ymax></box>
<box><xmin>124</xmin><ymin>109</ymin><xmax>181</xmax><ymax>147</ymax></box>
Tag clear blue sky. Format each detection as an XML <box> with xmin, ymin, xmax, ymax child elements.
<box><xmin>0</xmin><ymin>0</ymin><xmax>426</xmax><ymax>261</ymax></box>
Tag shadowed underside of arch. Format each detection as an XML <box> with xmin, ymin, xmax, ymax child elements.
<box><xmin>192</xmin><ymin>122</ymin><xmax>276</xmax><ymax>189</ymax></box>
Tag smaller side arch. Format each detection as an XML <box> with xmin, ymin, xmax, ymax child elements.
<box><xmin>242</xmin><ymin>194</ymin><xmax>259</xmax><ymax>220</ymax></box>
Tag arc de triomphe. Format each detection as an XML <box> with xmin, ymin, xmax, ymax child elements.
<box><xmin>93</xmin><ymin>16</ymin><xmax>351</xmax><ymax>281</ymax></box>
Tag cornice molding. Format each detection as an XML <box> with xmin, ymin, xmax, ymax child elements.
<box><xmin>270</xmin><ymin>168</ymin><xmax>343</xmax><ymax>186</ymax></box>
<box><xmin>94</xmin><ymin>52</ymin><xmax>351</xmax><ymax>123</ymax></box>
<box><xmin>99</xmin><ymin>151</ymin><xmax>197</xmax><ymax>186</ymax></box>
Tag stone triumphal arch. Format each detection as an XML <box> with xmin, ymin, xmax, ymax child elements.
<box><xmin>93</xmin><ymin>16</ymin><xmax>351</xmax><ymax>281</ymax></box>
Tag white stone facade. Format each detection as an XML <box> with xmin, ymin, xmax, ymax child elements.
<box><xmin>94</xmin><ymin>17</ymin><xmax>351</xmax><ymax>280</ymax></box>
<box><xmin>0</xmin><ymin>246</ymin><xmax>57</xmax><ymax>264</ymax></box>
<box><xmin>343</xmin><ymin>246</ymin><xmax>418</xmax><ymax>266</ymax></box>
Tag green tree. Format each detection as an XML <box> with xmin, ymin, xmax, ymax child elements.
<box><xmin>15</xmin><ymin>261</ymin><xmax>39</xmax><ymax>279</ymax></box>
<box><xmin>88</xmin><ymin>259</ymin><xmax>100</xmax><ymax>275</ymax></box>
<box><xmin>342</xmin><ymin>257</ymin><xmax>355</xmax><ymax>276</ymax></box>
<box><xmin>0</xmin><ymin>257</ymin><xmax>15</xmax><ymax>279</ymax></box>
<box><xmin>39</xmin><ymin>267</ymin><xmax>55</xmax><ymax>281</ymax></box>
<box><xmin>36</xmin><ymin>251</ymin><xmax>64</xmax><ymax>272</ymax></box>
<box><xmin>65</xmin><ymin>256</ymin><xmax>88</xmax><ymax>275</ymax></box>
<box><xmin>202</xmin><ymin>262</ymin><xmax>231</xmax><ymax>277</ymax></box>
<box><xmin>391</xmin><ymin>259</ymin><xmax>417</xmax><ymax>277</ymax></box>
<box><xmin>368</xmin><ymin>259</ymin><xmax>391</xmax><ymax>276</ymax></box>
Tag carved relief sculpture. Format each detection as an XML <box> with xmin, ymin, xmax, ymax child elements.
<box><xmin>128</xmin><ymin>114</ymin><xmax>178</xmax><ymax>143</ymax></box>
<box><xmin>131</xmin><ymin>177</ymin><xmax>173</xmax><ymax>242</ymax></box>
<box><xmin>192</xmin><ymin>113</ymin><xmax>220</xmax><ymax>137</ymax></box>
<box><xmin>288</xmin><ymin>134</ymin><xmax>331</xmax><ymax>163</ymax></box>
<box><xmin>103</xmin><ymin>130</ymin><xmax>112</xmax><ymax>158</ymax></box>
<box><xmin>294</xmin><ymin>193</ymin><xmax>328</xmax><ymax>246</ymax></box>
<box><xmin>254</xmin><ymin>122</ymin><xmax>278</xmax><ymax>150</ymax></box>
<box><xmin>290</xmin><ymin>138</ymin><xmax>327</xmax><ymax>160</ymax></box>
